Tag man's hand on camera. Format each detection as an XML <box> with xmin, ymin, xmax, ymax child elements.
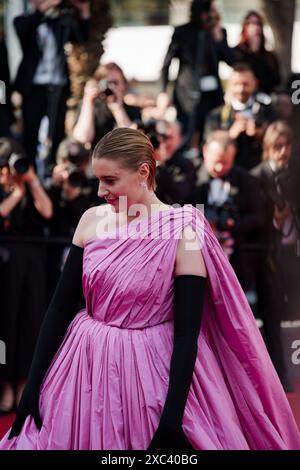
<box><xmin>33</xmin><ymin>0</ymin><xmax>61</xmax><ymax>14</ymax></box>
<box><xmin>105</xmin><ymin>84</ymin><xmax>125</xmax><ymax>113</ymax></box>
<box><xmin>16</xmin><ymin>167</ymin><xmax>41</xmax><ymax>192</ymax></box>
<box><xmin>83</xmin><ymin>80</ymin><xmax>100</xmax><ymax>104</ymax></box>
<box><xmin>12</xmin><ymin>181</ymin><xmax>26</xmax><ymax>199</ymax></box>
<box><xmin>245</xmin><ymin>119</ymin><xmax>256</xmax><ymax>137</ymax></box>
<box><xmin>52</xmin><ymin>163</ymin><xmax>68</xmax><ymax>186</ymax></box>
<box><xmin>156</xmin><ymin>92</ymin><xmax>170</xmax><ymax>116</ymax></box>
<box><xmin>229</xmin><ymin>114</ymin><xmax>247</xmax><ymax>139</ymax></box>
<box><xmin>246</xmin><ymin>121</ymin><xmax>267</xmax><ymax>140</ymax></box>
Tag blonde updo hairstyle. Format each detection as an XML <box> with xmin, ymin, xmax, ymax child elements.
<box><xmin>92</xmin><ymin>128</ymin><xmax>157</xmax><ymax>191</ymax></box>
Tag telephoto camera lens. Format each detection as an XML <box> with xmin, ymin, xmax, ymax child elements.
<box><xmin>9</xmin><ymin>153</ymin><xmax>30</xmax><ymax>175</ymax></box>
<box><xmin>98</xmin><ymin>79</ymin><xmax>114</xmax><ymax>98</ymax></box>
<box><xmin>67</xmin><ymin>164</ymin><xmax>86</xmax><ymax>188</ymax></box>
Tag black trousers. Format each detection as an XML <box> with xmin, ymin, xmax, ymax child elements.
<box><xmin>175</xmin><ymin>89</ymin><xmax>223</xmax><ymax>143</ymax></box>
<box><xmin>231</xmin><ymin>247</ymin><xmax>288</xmax><ymax>382</ymax></box>
<box><xmin>277</xmin><ymin>245</ymin><xmax>300</xmax><ymax>321</ymax></box>
<box><xmin>0</xmin><ymin>243</ymin><xmax>47</xmax><ymax>384</ymax></box>
<box><xmin>22</xmin><ymin>84</ymin><xmax>68</xmax><ymax>166</ymax></box>
<box><xmin>256</xmin><ymin>256</ymin><xmax>288</xmax><ymax>381</ymax></box>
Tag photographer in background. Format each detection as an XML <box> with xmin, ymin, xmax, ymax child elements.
<box><xmin>153</xmin><ymin>120</ymin><xmax>196</xmax><ymax>205</ymax></box>
<box><xmin>13</xmin><ymin>0</ymin><xmax>90</xmax><ymax>165</ymax></box>
<box><xmin>158</xmin><ymin>0</ymin><xmax>235</xmax><ymax>144</ymax></box>
<box><xmin>205</xmin><ymin>63</ymin><xmax>276</xmax><ymax>171</ymax></box>
<box><xmin>46</xmin><ymin>138</ymin><xmax>98</xmax><ymax>301</ymax></box>
<box><xmin>250</xmin><ymin>121</ymin><xmax>300</xmax><ymax>391</ymax></box>
<box><xmin>0</xmin><ymin>35</ymin><xmax>15</xmax><ymax>138</ymax></box>
<box><xmin>73</xmin><ymin>63</ymin><xmax>141</xmax><ymax>148</ymax></box>
<box><xmin>0</xmin><ymin>137</ymin><xmax>53</xmax><ymax>413</ymax></box>
<box><xmin>190</xmin><ymin>130</ymin><xmax>264</xmax><ymax>292</ymax></box>
<box><xmin>252</xmin><ymin>121</ymin><xmax>300</xmax><ymax>323</ymax></box>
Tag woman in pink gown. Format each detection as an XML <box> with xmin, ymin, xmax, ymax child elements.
<box><xmin>1</xmin><ymin>128</ymin><xmax>299</xmax><ymax>450</ymax></box>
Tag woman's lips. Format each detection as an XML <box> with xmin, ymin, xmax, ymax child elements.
<box><xmin>106</xmin><ymin>198</ymin><xmax>118</xmax><ymax>205</ymax></box>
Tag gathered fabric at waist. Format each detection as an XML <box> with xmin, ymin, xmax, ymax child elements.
<box><xmin>75</xmin><ymin>309</ymin><xmax>173</xmax><ymax>332</ymax></box>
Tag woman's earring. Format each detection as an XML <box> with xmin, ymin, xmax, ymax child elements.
<box><xmin>139</xmin><ymin>181</ymin><xmax>147</xmax><ymax>189</ymax></box>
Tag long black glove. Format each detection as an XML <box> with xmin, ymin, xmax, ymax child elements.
<box><xmin>148</xmin><ymin>274</ymin><xmax>206</xmax><ymax>451</ymax></box>
<box><xmin>8</xmin><ymin>244</ymin><xmax>84</xmax><ymax>439</ymax></box>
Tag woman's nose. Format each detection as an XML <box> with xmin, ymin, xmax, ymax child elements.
<box><xmin>98</xmin><ymin>182</ymin><xmax>109</xmax><ymax>198</ymax></box>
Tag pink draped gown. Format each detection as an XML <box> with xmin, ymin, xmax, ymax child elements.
<box><xmin>1</xmin><ymin>205</ymin><xmax>299</xmax><ymax>449</ymax></box>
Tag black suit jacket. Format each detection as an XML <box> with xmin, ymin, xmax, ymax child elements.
<box><xmin>204</xmin><ymin>98</ymin><xmax>276</xmax><ymax>170</ymax></box>
<box><xmin>161</xmin><ymin>22</ymin><xmax>235</xmax><ymax>115</ymax></box>
<box><xmin>0</xmin><ymin>39</ymin><xmax>14</xmax><ymax>136</ymax></box>
<box><xmin>251</xmin><ymin>160</ymin><xmax>300</xmax><ymax>248</ymax></box>
<box><xmin>155</xmin><ymin>149</ymin><xmax>196</xmax><ymax>205</ymax></box>
<box><xmin>191</xmin><ymin>164</ymin><xmax>265</xmax><ymax>245</ymax></box>
<box><xmin>14</xmin><ymin>11</ymin><xmax>89</xmax><ymax>96</ymax></box>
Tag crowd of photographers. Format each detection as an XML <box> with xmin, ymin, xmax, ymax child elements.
<box><xmin>0</xmin><ymin>0</ymin><xmax>300</xmax><ymax>410</ymax></box>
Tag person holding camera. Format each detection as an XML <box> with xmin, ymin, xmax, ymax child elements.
<box><xmin>204</xmin><ymin>63</ymin><xmax>277</xmax><ymax>171</ymax></box>
<box><xmin>154</xmin><ymin>120</ymin><xmax>196</xmax><ymax>205</ymax></box>
<box><xmin>0</xmin><ymin>138</ymin><xmax>53</xmax><ymax>413</ymax></box>
<box><xmin>158</xmin><ymin>0</ymin><xmax>235</xmax><ymax>144</ymax></box>
<box><xmin>13</xmin><ymin>0</ymin><xmax>90</xmax><ymax>166</ymax></box>
<box><xmin>250</xmin><ymin>121</ymin><xmax>300</xmax><ymax>391</ymax></box>
<box><xmin>73</xmin><ymin>62</ymin><xmax>141</xmax><ymax>148</ymax></box>
<box><xmin>252</xmin><ymin>121</ymin><xmax>300</xmax><ymax>324</ymax></box>
<box><xmin>190</xmin><ymin>130</ymin><xmax>265</xmax><ymax>293</ymax></box>
<box><xmin>1</xmin><ymin>128</ymin><xmax>300</xmax><ymax>450</ymax></box>
<box><xmin>46</xmin><ymin>138</ymin><xmax>100</xmax><ymax>301</ymax></box>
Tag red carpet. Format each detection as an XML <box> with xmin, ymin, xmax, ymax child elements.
<box><xmin>287</xmin><ymin>380</ymin><xmax>300</xmax><ymax>432</ymax></box>
<box><xmin>1</xmin><ymin>382</ymin><xmax>300</xmax><ymax>442</ymax></box>
<box><xmin>0</xmin><ymin>412</ymin><xmax>15</xmax><ymax>439</ymax></box>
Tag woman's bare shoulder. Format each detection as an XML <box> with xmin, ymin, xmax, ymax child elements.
<box><xmin>72</xmin><ymin>204</ymin><xmax>111</xmax><ymax>247</ymax></box>
<box><xmin>175</xmin><ymin>224</ymin><xmax>207</xmax><ymax>278</ymax></box>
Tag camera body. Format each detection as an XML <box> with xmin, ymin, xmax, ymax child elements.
<box><xmin>206</xmin><ymin>198</ymin><xmax>239</xmax><ymax>232</ymax></box>
<box><xmin>0</xmin><ymin>139</ymin><xmax>30</xmax><ymax>175</ymax></box>
<box><xmin>7</xmin><ymin>153</ymin><xmax>30</xmax><ymax>175</ymax></box>
<box><xmin>136</xmin><ymin>119</ymin><xmax>168</xmax><ymax>150</ymax></box>
<box><xmin>65</xmin><ymin>163</ymin><xmax>87</xmax><ymax>188</ymax></box>
<box><xmin>268</xmin><ymin>165</ymin><xmax>294</xmax><ymax>211</ymax></box>
<box><xmin>98</xmin><ymin>79</ymin><xmax>115</xmax><ymax>98</ymax></box>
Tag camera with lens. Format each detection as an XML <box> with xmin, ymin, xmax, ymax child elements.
<box><xmin>65</xmin><ymin>163</ymin><xmax>87</xmax><ymax>188</ymax></box>
<box><xmin>98</xmin><ymin>79</ymin><xmax>115</xmax><ymax>99</ymax></box>
<box><xmin>268</xmin><ymin>165</ymin><xmax>295</xmax><ymax>211</ymax></box>
<box><xmin>6</xmin><ymin>153</ymin><xmax>30</xmax><ymax>175</ymax></box>
<box><xmin>136</xmin><ymin>119</ymin><xmax>168</xmax><ymax>150</ymax></box>
<box><xmin>206</xmin><ymin>198</ymin><xmax>239</xmax><ymax>232</ymax></box>
<box><xmin>0</xmin><ymin>138</ymin><xmax>30</xmax><ymax>175</ymax></box>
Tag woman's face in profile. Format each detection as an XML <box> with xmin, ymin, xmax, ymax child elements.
<box><xmin>92</xmin><ymin>157</ymin><xmax>147</xmax><ymax>213</ymax></box>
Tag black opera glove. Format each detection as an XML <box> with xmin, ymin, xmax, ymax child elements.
<box><xmin>8</xmin><ymin>244</ymin><xmax>84</xmax><ymax>439</ymax></box>
<box><xmin>148</xmin><ymin>275</ymin><xmax>206</xmax><ymax>450</ymax></box>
